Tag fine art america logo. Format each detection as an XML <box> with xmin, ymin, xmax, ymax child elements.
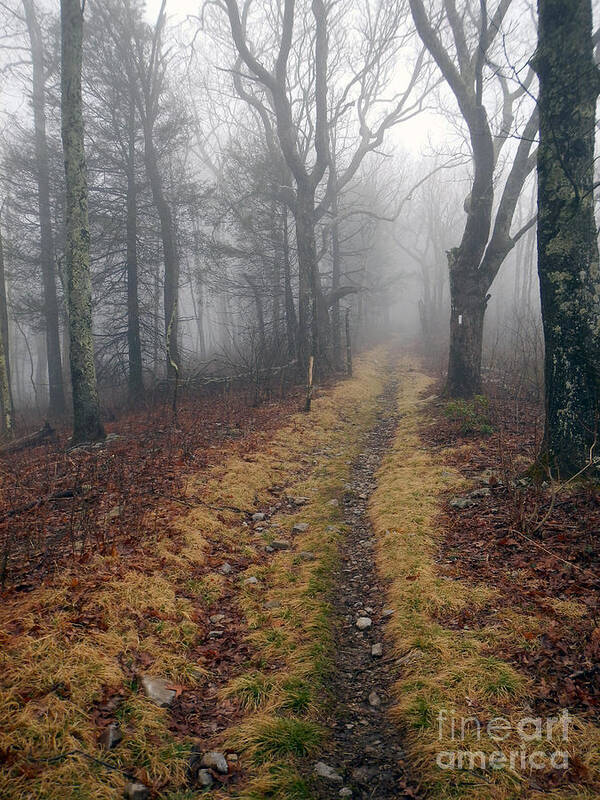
<box><xmin>436</xmin><ymin>709</ymin><xmax>571</xmax><ymax>772</ymax></box>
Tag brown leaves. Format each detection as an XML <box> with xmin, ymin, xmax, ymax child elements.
<box><xmin>424</xmin><ymin>387</ymin><xmax>600</xmax><ymax>718</ymax></box>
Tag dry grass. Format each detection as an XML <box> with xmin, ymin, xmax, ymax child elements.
<box><xmin>0</xmin><ymin>349</ymin><xmax>391</xmax><ymax>800</ymax></box>
<box><xmin>370</xmin><ymin>359</ymin><xmax>600</xmax><ymax>799</ymax></box>
<box><xmin>211</xmin><ymin>350</ymin><xmax>392</xmax><ymax>799</ymax></box>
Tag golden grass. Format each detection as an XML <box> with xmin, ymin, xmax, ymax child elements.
<box><xmin>211</xmin><ymin>349</ymin><xmax>393</xmax><ymax>799</ymax></box>
<box><xmin>0</xmin><ymin>348</ymin><xmax>391</xmax><ymax>800</ymax></box>
<box><xmin>370</xmin><ymin>358</ymin><xmax>600</xmax><ymax>800</ymax></box>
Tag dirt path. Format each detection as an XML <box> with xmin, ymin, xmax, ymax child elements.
<box><xmin>310</xmin><ymin>374</ymin><xmax>417</xmax><ymax>799</ymax></box>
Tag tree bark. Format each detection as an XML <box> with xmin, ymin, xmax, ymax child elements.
<box><xmin>281</xmin><ymin>206</ymin><xmax>297</xmax><ymax>360</ymax></box>
<box><xmin>61</xmin><ymin>0</ymin><xmax>104</xmax><ymax>442</ymax></box>
<box><xmin>447</xmin><ymin>249</ymin><xmax>488</xmax><ymax>396</ymax></box>
<box><xmin>330</xmin><ymin>170</ymin><xmax>342</xmax><ymax>369</ymax></box>
<box><xmin>0</xmin><ymin>227</ymin><xmax>11</xmax><ymax>435</ymax></box>
<box><xmin>295</xmin><ymin>183</ymin><xmax>318</xmax><ymax>369</ymax></box>
<box><xmin>23</xmin><ymin>0</ymin><xmax>66</xmax><ymax>417</ymax></box>
<box><xmin>143</xmin><ymin>127</ymin><xmax>180</xmax><ymax>379</ymax></box>
<box><xmin>126</xmin><ymin>100</ymin><xmax>143</xmax><ymax>403</ymax></box>
<box><xmin>0</xmin><ymin>219</ymin><xmax>13</xmax><ymax>415</ymax></box>
<box><xmin>534</xmin><ymin>0</ymin><xmax>600</xmax><ymax>475</ymax></box>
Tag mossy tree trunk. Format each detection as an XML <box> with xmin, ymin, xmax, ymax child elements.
<box><xmin>534</xmin><ymin>0</ymin><xmax>600</xmax><ymax>476</ymax></box>
<box><xmin>23</xmin><ymin>0</ymin><xmax>66</xmax><ymax>418</ymax></box>
<box><xmin>60</xmin><ymin>0</ymin><xmax>104</xmax><ymax>443</ymax></box>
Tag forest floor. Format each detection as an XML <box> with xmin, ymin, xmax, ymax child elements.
<box><xmin>1</xmin><ymin>347</ymin><xmax>600</xmax><ymax>800</ymax></box>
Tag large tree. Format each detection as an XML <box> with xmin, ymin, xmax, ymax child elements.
<box><xmin>534</xmin><ymin>0</ymin><xmax>600</xmax><ymax>476</ymax></box>
<box><xmin>409</xmin><ymin>0</ymin><xmax>538</xmax><ymax>397</ymax></box>
<box><xmin>61</xmin><ymin>0</ymin><xmax>104</xmax><ymax>441</ymax></box>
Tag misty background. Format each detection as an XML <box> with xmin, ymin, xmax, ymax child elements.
<box><xmin>0</xmin><ymin>0</ymin><xmax>555</xmax><ymax>419</ymax></box>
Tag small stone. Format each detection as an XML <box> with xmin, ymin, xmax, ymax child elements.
<box><xmin>244</xmin><ymin>576</ymin><xmax>259</xmax><ymax>585</ymax></box>
<box><xmin>449</xmin><ymin>496</ymin><xmax>472</xmax><ymax>510</ymax></box>
<box><xmin>358</xmin><ymin>493</ymin><xmax>368</xmax><ymax>500</ymax></box>
<box><xmin>339</xmin><ymin>789</ymin><xmax>353</xmax><ymax>798</ymax></box>
<box><xmin>98</xmin><ymin>722</ymin><xmax>122</xmax><ymax>749</ymax></box>
<box><xmin>328</xmin><ymin>499</ymin><xmax>339</xmax><ymax>506</ymax></box>
<box><xmin>220</xmin><ymin>562</ymin><xmax>233</xmax><ymax>575</ymax></box>
<box><xmin>371</xmin><ymin>643</ymin><xmax>383</xmax><ymax>657</ymax></box>
<box><xmin>314</xmin><ymin>761</ymin><xmax>343</xmax><ymax>783</ymax></box>
<box><xmin>271</xmin><ymin>539</ymin><xmax>291</xmax><ymax>550</ymax></box>
<box><xmin>365</xmin><ymin>606</ymin><xmax>374</xmax><ymax>614</ymax></box>
<box><xmin>201</xmin><ymin>751</ymin><xmax>229</xmax><ymax>774</ymax></box>
<box><xmin>382</xmin><ymin>608</ymin><xmax>394</xmax><ymax>618</ymax></box>
<box><xmin>265</xmin><ymin>546</ymin><xmax>274</xmax><ymax>553</ymax></box>
<box><xmin>264</xmin><ymin>600</ymin><xmax>281</xmax><ymax>609</ymax></box>
<box><xmin>292</xmin><ymin>522</ymin><xmax>309</xmax><ymax>533</ymax></box>
<box><xmin>210</xmin><ymin>614</ymin><xmax>225</xmax><ymax>624</ymax></box>
<box><xmin>292</xmin><ymin>496</ymin><xmax>309</xmax><ymax>506</ymax></box>
<box><xmin>355</xmin><ymin>617</ymin><xmax>372</xmax><ymax>631</ymax></box>
<box><xmin>368</xmin><ymin>690</ymin><xmax>381</xmax><ymax>708</ymax></box>
<box><xmin>252</xmin><ymin>512</ymin><xmax>266</xmax><ymax>522</ymax></box>
<box><xmin>107</xmin><ymin>505</ymin><xmax>121</xmax><ymax>520</ymax></box>
<box><xmin>469</xmin><ymin>487</ymin><xmax>491</xmax><ymax>498</ymax></box>
<box><xmin>226</xmin><ymin>753</ymin><xmax>239</xmax><ymax>762</ymax></box>
<box><xmin>300</xmin><ymin>551</ymin><xmax>316</xmax><ymax>561</ymax></box>
<box><xmin>124</xmin><ymin>782</ymin><xmax>150</xmax><ymax>800</ymax></box>
<box><xmin>140</xmin><ymin>675</ymin><xmax>176</xmax><ymax>707</ymax></box>
<box><xmin>208</xmin><ymin>630</ymin><xmax>224</xmax><ymax>638</ymax></box>
<box><xmin>197</xmin><ymin>769</ymin><xmax>214</xmax><ymax>788</ymax></box>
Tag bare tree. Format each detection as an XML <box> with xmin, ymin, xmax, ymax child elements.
<box><xmin>218</xmin><ymin>0</ymin><xmax>428</xmax><ymax>371</ymax></box>
<box><xmin>409</xmin><ymin>0</ymin><xmax>538</xmax><ymax>397</ymax></box>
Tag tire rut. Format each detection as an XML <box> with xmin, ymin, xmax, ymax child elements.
<box><xmin>310</xmin><ymin>374</ymin><xmax>418</xmax><ymax>800</ymax></box>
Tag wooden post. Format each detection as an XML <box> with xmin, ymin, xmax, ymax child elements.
<box><xmin>345</xmin><ymin>308</ymin><xmax>352</xmax><ymax>377</ymax></box>
<box><xmin>304</xmin><ymin>355</ymin><xmax>314</xmax><ymax>412</ymax></box>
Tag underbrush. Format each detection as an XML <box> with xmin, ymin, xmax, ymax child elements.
<box><xmin>443</xmin><ymin>395</ymin><xmax>493</xmax><ymax>436</ymax></box>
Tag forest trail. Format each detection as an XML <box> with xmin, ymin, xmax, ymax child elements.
<box><xmin>4</xmin><ymin>348</ymin><xmax>599</xmax><ymax>800</ymax></box>
<box><xmin>307</xmin><ymin>371</ymin><xmax>417</xmax><ymax>799</ymax></box>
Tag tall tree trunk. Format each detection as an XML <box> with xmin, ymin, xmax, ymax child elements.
<box><xmin>0</xmin><ymin>227</ymin><xmax>11</xmax><ymax>434</ymax></box>
<box><xmin>126</xmin><ymin>102</ymin><xmax>143</xmax><ymax>402</ymax></box>
<box><xmin>244</xmin><ymin>273</ymin><xmax>266</xmax><ymax>356</ymax></box>
<box><xmin>0</xmin><ymin>221</ymin><xmax>13</xmax><ymax>414</ymax></box>
<box><xmin>446</xmin><ymin>251</ymin><xmax>489</xmax><ymax>396</ymax></box>
<box><xmin>282</xmin><ymin>206</ymin><xmax>297</xmax><ymax>360</ymax></box>
<box><xmin>444</xmin><ymin>105</ymin><xmax>495</xmax><ymax>397</ymax></box>
<box><xmin>0</xmin><ymin>322</ymin><xmax>12</xmax><ymax>436</ymax></box>
<box><xmin>295</xmin><ymin>184</ymin><xmax>328</xmax><ymax>371</ymax></box>
<box><xmin>330</xmin><ymin>175</ymin><xmax>342</xmax><ymax>369</ymax></box>
<box><xmin>295</xmin><ymin>185</ymin><xmax>315</xmax><ymax>369</ymax></box>
<box><xmin>534</xmin><ymin>0</ymin><xmax>600</xmax><ymax>476</ymax></box>
<box><xmin>60</xmin><ymin>0</ymin><xmax>104</xmax><ymax>442</ymax></box>
<box><xmin>142</xmin><ymin>127</ymin><xmax>180</xmax><ymax>379</ymax></box>
<box><xmin>23</xmin><ymin>0</ymin><xmax>66</xmax><ymax>417</ymax></box>
<box><xmin>269</xmin><ymin>201</ymin><xmax>281</xmax><ymax>341</ymax></box>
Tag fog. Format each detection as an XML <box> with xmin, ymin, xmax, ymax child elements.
<box><xmin>0</xmin><ymin>0</ymin><xmax>585</xmax><ymax>425</ymax></box>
